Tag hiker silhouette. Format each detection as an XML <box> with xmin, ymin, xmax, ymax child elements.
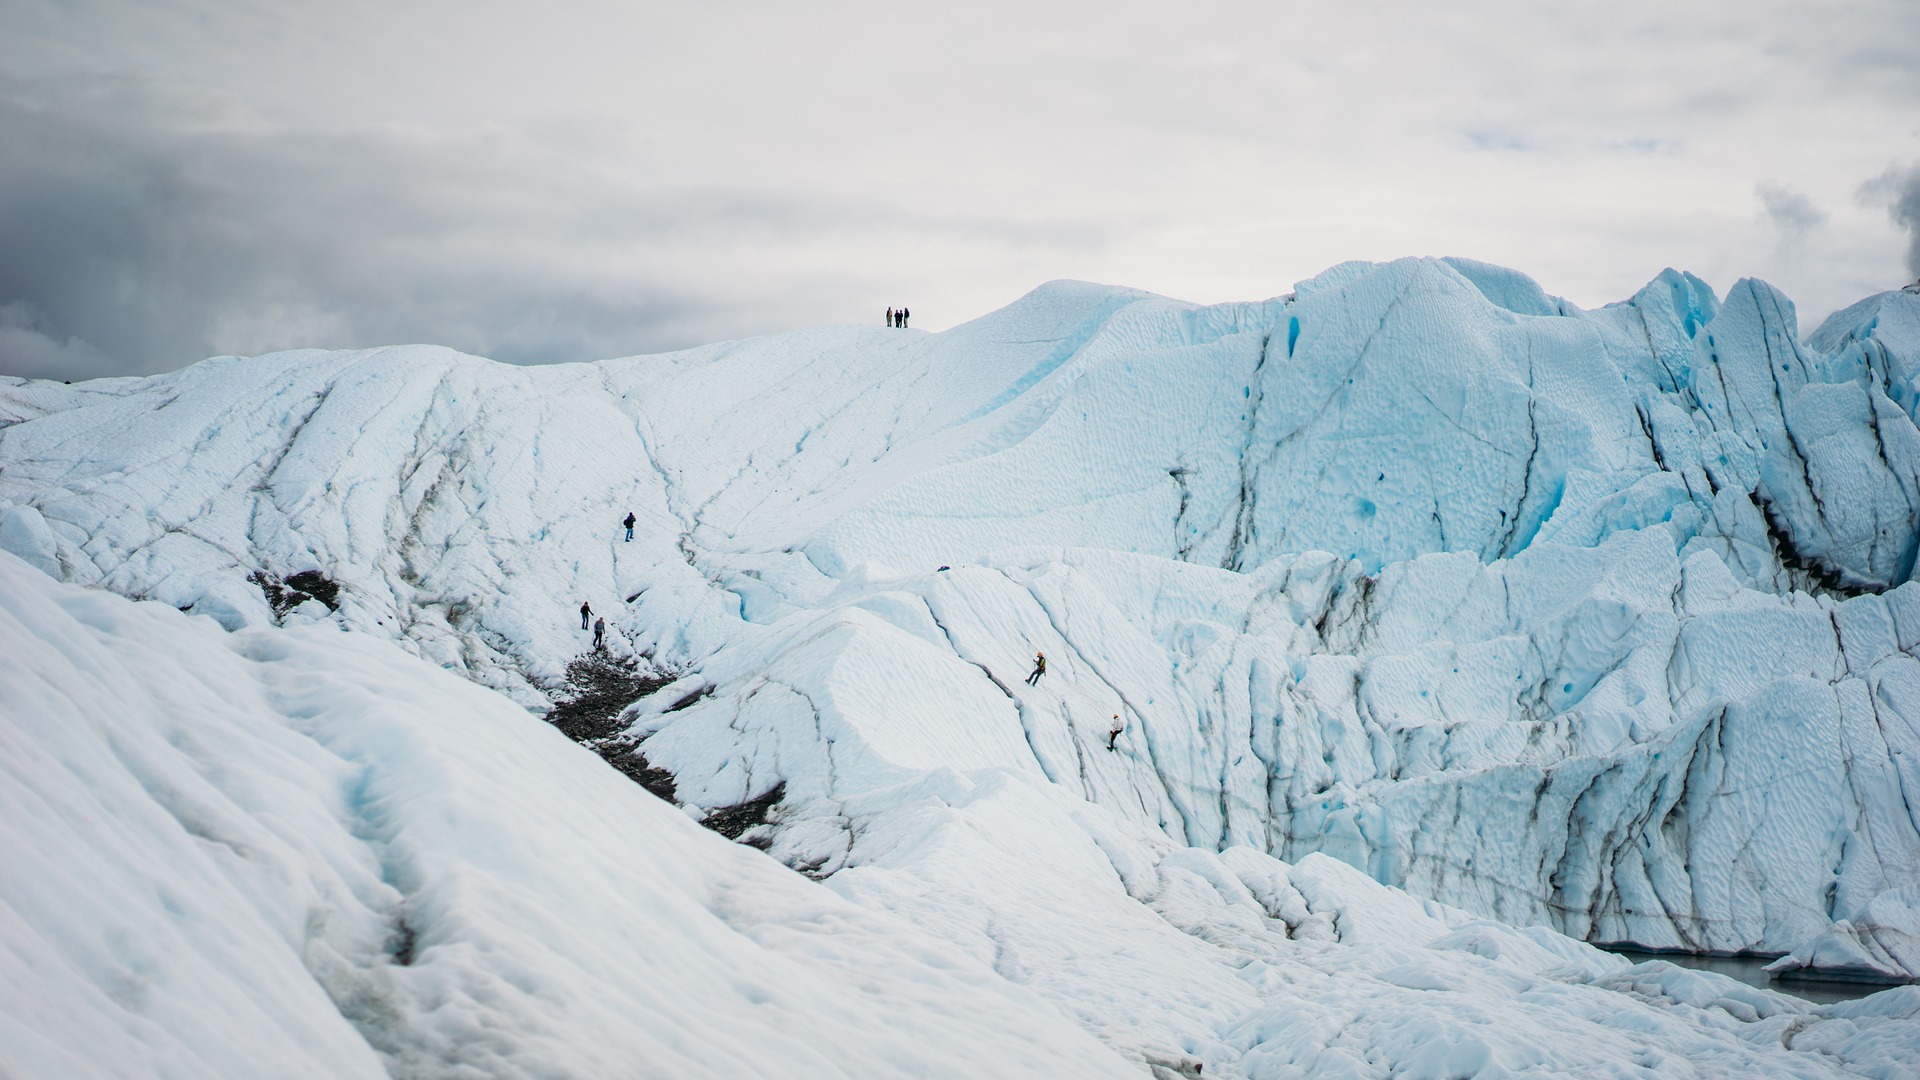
<box><xmin>1025</xmin><ymin>651</ymin><xmax>1046</xmax><ymax>686</ymax></box>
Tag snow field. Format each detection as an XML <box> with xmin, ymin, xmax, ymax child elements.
<box><xmin>0</xmin><ymin>550</ymin><xmax>1137</xmax><ymax>1078</ymax></box>
<box><xmin>9</xmin><ymin>549</ymin><xmax>1916</xmax><ymax>1076</ymax></box>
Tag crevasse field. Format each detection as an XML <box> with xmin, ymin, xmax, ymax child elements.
<box><xmin>4</xmin><ymin>256</ymin><xmax>1920</xmax><ymax>1078</ymax></box>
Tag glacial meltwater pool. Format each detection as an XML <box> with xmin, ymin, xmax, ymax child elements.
<box><xmin>1601</xmin><ymin>948</ymin><xmax>1906</xmax><ymax>1006</ymax></box>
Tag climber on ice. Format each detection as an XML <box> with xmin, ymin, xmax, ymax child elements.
<box><xmin>1025</xmin><ymin>651</ymin><xmax>1046</xmax><ymax>686</ymax></box>
<box><xmin>623</xmin><ymin>512</ymin><xmax>636</xmax><ymax>542</ymax></box>
<box><xmin>580</xmin><ymin>601</ymin><xmax>593</xmax><ymax>630</ymax></box>
<box><xmin>593</xmin><ymin>616</ymin><xmax>607</xmax><ymax>651</ymax></box>
<box><xmin>1108</xmin><ymin>714</ymin><xmax>1124</xmax><ymax>751</ymax></box>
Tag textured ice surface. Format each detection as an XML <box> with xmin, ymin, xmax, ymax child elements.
<box><xmin>5</xmin><ymin>258</ymin><xmax>1920</xmax><ymax>1074</ymax></box>
<box><xmin>0</xmin><ymin>552</ymin><xmax>1134</xmax><ymax>1079</ymax></box>
<box><xmin>4</xmin><ymin>550</ymin><xmax>1915</xmax><ymax>1078</ymax></box>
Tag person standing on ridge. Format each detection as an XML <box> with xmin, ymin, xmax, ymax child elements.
<box><xmin>900</xmin><ymin>307</ymin><xmax>910</xmax><ymax>328</ymax></box>
<box><xmin>1025</xmin><ymin>651</ymin><xmax>1046</xmax><ymax>686</ymax></box>
<box><xmin>886</xmin><ymin>307</ymin><xmax>895</xmax><ymax>327</ymax></box>
<box><xmin>580</xmin><ymin>600</ymin><xmax>593</xmax><ymax>630</ymax></box>
<box><xmin>623</xmin><ymin>511</ymin><xmax>636</xmax><ymax>542</ymax></box>
<box><xmin>1108</xmin><ymin>714</ymin><xmax>1124</xmax><ymax>751</ymax></box>
<box><xmin>593</xmin><ymin>615</ymin><xmax>607</xmax><ymax>651</ymax></box>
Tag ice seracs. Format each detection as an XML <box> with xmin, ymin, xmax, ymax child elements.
<box><xmin>4</xmin><ymin>256</ymin><xmax>1920</xmax><ymax>1075</ymax></box>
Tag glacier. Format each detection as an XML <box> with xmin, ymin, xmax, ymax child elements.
<box><xmin>4</xmin><ymin>257</ymin><xmax>1920</xmax><ymax>1076</ymax></box>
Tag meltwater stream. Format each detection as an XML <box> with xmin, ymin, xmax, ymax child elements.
<box><xmin>1603</xmin><ymin>949</ymin><xmax>1905</xmax><ymax>1006</ymax></box>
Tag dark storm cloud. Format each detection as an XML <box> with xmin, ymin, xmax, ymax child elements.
<box><xmin>0</xmin><ymin>73</ymin><xmax>1108</xmax><ymax>380</ymax></box>
<box><xmin>1860</xmin><ymin>164</ymin><xmax>1920</xmax><ymax>279</ymax></box>
<box><xmin>0</xmin><ymin>76</ymin><xmax>700</xmax><ymax>377</ymax></box>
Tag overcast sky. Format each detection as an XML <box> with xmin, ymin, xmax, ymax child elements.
<box><xmin>3</xmin><ymin>0</ymin><xmax>1918</xmax><ymax>380</ymax></box>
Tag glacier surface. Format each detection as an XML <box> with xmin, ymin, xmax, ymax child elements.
<box><xmin>5</xmin><ymin>257</ymin><xmax>1920</xmax><ymax>1075</ymax></box>
<box><xmin>6</xmin><ymin>549</ymin><xmax>1918</xmax><ymax>1077</ymax></box>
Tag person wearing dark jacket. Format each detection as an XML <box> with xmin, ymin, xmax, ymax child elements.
<box><xmin>623</xmin><ymin>512</ymin><xmax>636</xmax><ymax>541</ymax></box>
<box><xmin>580</xmin><ymin>601</ymin><xmax>593</xmax><ymax>630</ymax></box>
<box><xmin>1025</xmin><ymin>651</ymin><xmax>1046</xmax><ymax>686</ymax></box>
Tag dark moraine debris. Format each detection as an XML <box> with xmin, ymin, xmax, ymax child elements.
<box><xmin>700</xmin><ymin>782</ymin><xmax>785</xmax><ymax>847</ymax></box>
<box><xmin>665</xmin><ymin>685</ymin><xmax>714</xmax><ymax>712</ymax></box>
<box><xmin>388</xmin><ymin>916</ymin><xmax>419</xmax><ymax>967</ymax></box>
<box><xmin>249</xmin><ymin>569</ymin><xmax>344</xmax><ymax>617</ymax></box>
<box><xmin>603</xmin><ymin>750</ymin><xmax>678</xmax><ymax>804</ymax></box>
<box><xmin>545</xmin><ymin>653</ymin><xmax>780</xmax><ymax>848</ymax></box>
<box><xmin>545</xmin><ymin>652</ymin><xmax>671</xmax><ymax>744</ymax></box>
<box><xmin>248</xmin><ymin>571</ymin><xmax>302</xmax><ymax>618</ymax></box>
<box><xmin>283</xmin><ymin>570</ymin><xmax>341</xmax><ymax>610</ymax></box>
<box><xmin>544</xmin><ymin>652</ymin><xmax>681</xmax><ymax>804</ymax></box>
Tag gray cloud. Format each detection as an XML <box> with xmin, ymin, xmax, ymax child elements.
<box><xmin>0</xmin><ymin>71</ymin><xmax>1112</xmax><ymax>380</ymax></box>
<box><xmin>1757</xmin><ymin>182</ymin><xmax>1828</xmax><ymax>234</ymax></box>
<box><xmin>0</xmin><ymin>77</ymin><xmax>700</xmax><ymax>377</ymax></box>
<box><xmin>1860</xmin><ymin>164</ymin><xmax>1920</xmax><ymax>279</ymax></box>
<box><xmin>0</xmin><ymin>301</ymin><xmax>115</xmax><ymax>381</ymax></box>
<box><xmin>3</xmin><ymin>1</ymin><xmax>1917</xmax><ymax>380</ymax></box>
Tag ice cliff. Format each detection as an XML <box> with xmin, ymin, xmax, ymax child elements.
<box><xmin>5</xmin><ymin>256</ymin><xmax>1920</xmax><ymax>1076</ymax></box>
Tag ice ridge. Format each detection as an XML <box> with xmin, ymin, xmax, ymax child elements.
<box><xmin>5</xmin><ymin>257</ymin><xmax>1920</xmax><ymax>1074</ymax></box>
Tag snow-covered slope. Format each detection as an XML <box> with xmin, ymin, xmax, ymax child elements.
<box><xmin>6</xmin><ymin>548</ymin><xmax>1918</xmax><ymax>1078</ymax></box>
<box><xmin>0</xmin><ymin>550</ymin><xmax>1137</xmax><ymax>1079</ymax></box>
<box><xmin>5</xmin><ymin>257</ymin><xmax>1920</xmax><ymax>1075</ymax></box>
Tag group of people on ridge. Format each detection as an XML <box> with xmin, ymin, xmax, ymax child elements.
<box><xmin>885</xmin><ymin>307</ymin><xmax>911</xmax><ymax>328</ymax></box>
